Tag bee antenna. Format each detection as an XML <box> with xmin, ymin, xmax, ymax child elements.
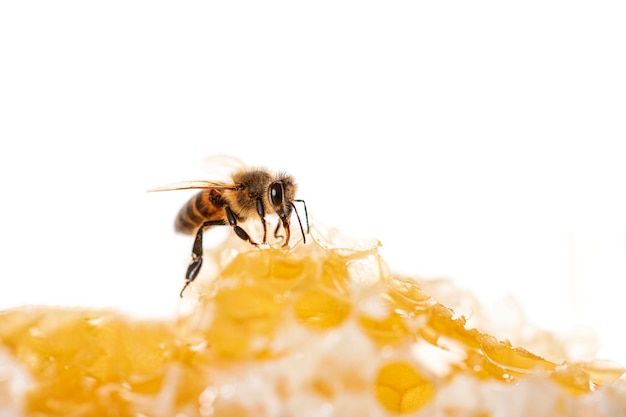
<box><xmin>291</xmin><ymin>200</ymin><xmax>309</xmax><ymax>244</ymax></box>
<box><xmin>294</xmin><ymin>199</ymin><xmax>309</xmax><ymax>234</ymax></box>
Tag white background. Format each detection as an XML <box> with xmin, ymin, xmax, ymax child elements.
<box><xmin>1</xmin><ymin>2</ymin><xmax>625</xmax><ymax>365</ymax></box>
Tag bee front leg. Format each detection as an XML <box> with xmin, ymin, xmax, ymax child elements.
<box><xmin>225</xmin><ymin>206</ymin><xmax>259</xmax><ymax>245</ymax></box>
<box><xmin>180</xmin><ymin>220</ymin><xmax>225</xmax><ymax>297</ymax></box>
<box><xmin>280</xmin><ymin>217</ymin><xmax>291</xmax><ymax>247</ymax></box>
<box><xmin>255</xmin><ymin>198</ymin><xmax>267</xmax><ymax>244</ymax></box>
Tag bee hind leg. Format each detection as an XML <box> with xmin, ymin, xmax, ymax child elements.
<box><xmin>180</xmin><ymin>220</ymin><xmax>225</xmax><ymax>297</ymax></box>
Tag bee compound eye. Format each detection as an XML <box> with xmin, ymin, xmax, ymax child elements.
<box><xmin>269</xmin><ymin>182</ymin><xmax>284</xmax><ymax>207</ymax></box>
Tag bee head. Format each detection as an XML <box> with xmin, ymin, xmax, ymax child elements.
<box><xmin>269</xmin><ymin>174</ymin><xmax>296</xmax><ymax>220</ymax></box>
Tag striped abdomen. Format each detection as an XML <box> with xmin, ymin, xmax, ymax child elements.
<box><xmin>175</xmin><ymin>190</ymin><xmax>226</xmax><ymax>235</ymax></box>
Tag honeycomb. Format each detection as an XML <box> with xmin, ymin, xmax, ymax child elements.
<box><xmin>1</xmin><ymin>229</ymin><xmax>625</xmax><ymax>416</ymax></box>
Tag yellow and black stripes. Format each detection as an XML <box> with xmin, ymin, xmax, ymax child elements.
<box><xmin>174</xmin><ymin>190</ymin><xmax>225</xmax><ymax>234</ymax></box>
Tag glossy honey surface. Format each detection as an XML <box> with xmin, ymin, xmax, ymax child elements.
<box><xmin>1</xmin><ymin>231</ymin><xmax>624</xmax><ymax>416</ymax></box>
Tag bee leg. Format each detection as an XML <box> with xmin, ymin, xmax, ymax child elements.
<box><xmin>255</xmin><ymin>198</ymin><xmax>267</xmax><ymax>244</ymax></box>
<box><xmin>180</xmin><ymin>220</ymin><xmax>225</xmax><ymax>297</ymax></box>
<box><xmin>225</xmin><ymin>206</ymin><xmax>259</xmax><ymax>245</ymax></box>
<box><xmin>273</xmin><ymin>222</ymin><xmax>282</xmax><ymax>241</ymax></box>
<box><xmin>275</xmin><ymin>201</ymin><xmax>308</xmax><ymax>246</ymax></box>
<box><xmin>280</xmin><ymin>218</ymin><xmax>291</xmax><ymax>247</ymax></box>
<box><xmin>272</xmin><ymin>221</ymin><xmax>287</xmax><ymax>245</ymax></box>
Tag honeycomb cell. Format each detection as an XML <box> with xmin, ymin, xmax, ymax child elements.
<box><xmin>293</xmin><ymin>287</ymin><xmax>350</xmax><ymax>329</ymax></box>
<box><xmin>375</xmin><ymin>361</ymin><xmax>435</xmax><ymax>413</ymax></box>
<box><xmin>358</xmin><ymin>312</ymin><xmax>409</xmax><ymax>346</ymax></box>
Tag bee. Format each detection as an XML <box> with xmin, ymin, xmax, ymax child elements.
<box><xmin>150</xmin><ymin>167</ymin><xmax>309</xmax><ymax>296</ymax></box>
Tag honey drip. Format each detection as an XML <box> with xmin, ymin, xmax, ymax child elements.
<box><xmin>1</xmin><ymin>231</ymin><xmax>624</xmax><ymax>416</ymax></box>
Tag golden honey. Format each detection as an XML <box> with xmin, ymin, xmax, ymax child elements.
<box><xmin>1</xmin><ymin>230</ymin><xmax>624</xmax><ymax>416</ymax></box>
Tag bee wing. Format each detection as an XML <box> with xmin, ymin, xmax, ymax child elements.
<box><xmin>203</xmin><ymin>154</ymin><xmax>247</xmax><ymax>181</ymax></box>
<box><xmin>148</xmin><ymin>180</ymin><xmax>240</xmax><ymax>192</ymax></box>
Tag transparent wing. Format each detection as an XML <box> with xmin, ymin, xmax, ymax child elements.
<box><xmin>202</xmin><ymin>154</ymin><xmax>247</xmax><ymax>181</ymax></box>
<box><xmin>148</xmin><ymin>180</ymin><xmax>239</xmax><ymax>192</ymax></box>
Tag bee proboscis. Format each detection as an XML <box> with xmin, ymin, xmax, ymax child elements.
<box><xmin>150</xmin><ymin>167</ymin><xmax>309</xmax><ymax>296</ymax></box>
